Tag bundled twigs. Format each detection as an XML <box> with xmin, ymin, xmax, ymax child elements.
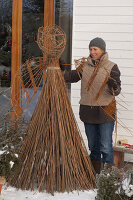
<box><xmin>85</xmin><ymin>62</ymin><xmax>101</xmax><ymax>92</ymax></box>
<box><xmin>9</xmin><ymin>62</ymin><xmax>96</xmax><ymax>194</ymax></box>
<box><xmin>74</xmin><ymin>57</ymin><xmax>116</xmax><ymax>113</ymax></box>
<box><xmin>9</xmin><ymin>23</ymin><xmax>95</xmax><ymax>194</ymax></box>
<box><xmin>103</xmin><ymin>99</ymin><xmax>116</xmax><ymax>116</ymax></box>
<box><xmin>95</xmin><ymin>72</ymin><xmax>110</xmax><ymax>101</ymax></box>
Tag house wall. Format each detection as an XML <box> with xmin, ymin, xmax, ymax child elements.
<box><xmin>71</xmin><ymin>0</ymin><xmax>133</xmax><ymax>161</ymax></box>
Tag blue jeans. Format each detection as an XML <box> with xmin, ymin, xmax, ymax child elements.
<box><xmin>84</xmin><ymin>122</ymin><xmax>115</xmax><ymax>164</ymax></box>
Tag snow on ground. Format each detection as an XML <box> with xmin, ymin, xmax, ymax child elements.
<box><xmin>0</xmin><ymin>186</ymin><xmax>96</xmax><ymax>200</ymax></box>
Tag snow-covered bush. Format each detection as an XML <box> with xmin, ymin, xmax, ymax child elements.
<box><xmin>119</xmin><ymin>169</ymin><xmax>133</xmax><ymax>199</ymax></box>
<box><xmin>96</xmin><ymin>164</ymin><xmax>133</xmax><ymax>200</ymax></box>
<box><xmin>0</xmin><ymin>117</ymin><xmax>28</xmax><ymax>180</ymax></box>
<box><xmin>95</xmin><ymin>164</ymin><xmax>123</xmax><ymax>200</ymax></box>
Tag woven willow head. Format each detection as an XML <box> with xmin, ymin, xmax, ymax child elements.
<box><xmin>37</xmin><ymin>25</ymin><xmax>66</xmax><ymax>58</ymax></box>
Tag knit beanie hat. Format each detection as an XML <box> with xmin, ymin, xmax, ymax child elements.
<box><xmin>89</xmin><ymin>37</ymin><xmax>106</xmax><ymax>52</ymax></box>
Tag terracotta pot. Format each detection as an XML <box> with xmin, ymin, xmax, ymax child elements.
<box><xmin>0</xmin><ymin>177</ymin><xmax>6</xmax><ymax>195</ymax></box>
<box><xmin>0</xmin><ymin>184</ymin><xmax>2</xmax><ymax>195</ymax></box>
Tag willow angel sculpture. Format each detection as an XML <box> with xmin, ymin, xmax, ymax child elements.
<box><xmin>9</xmin><ymin>25</ymin><xmax>96</xmax><ymax>194</ymax></box>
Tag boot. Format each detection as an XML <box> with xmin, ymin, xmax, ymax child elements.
<box><xmin>91</xmin><ymin>160</ymin><xmax>101</xmax><ymax>174</ymax></box>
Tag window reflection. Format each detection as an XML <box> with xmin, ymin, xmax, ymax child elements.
<box><xmin>0</xmin><ymin>0</ymin><xmax>73</xmax><ymax>88</ymax></box>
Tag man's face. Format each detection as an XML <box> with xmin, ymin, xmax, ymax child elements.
<box><xmin>89</xmin><ymin>46</ymin><xmax>104</xmax><ymax>60</ymax></box>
